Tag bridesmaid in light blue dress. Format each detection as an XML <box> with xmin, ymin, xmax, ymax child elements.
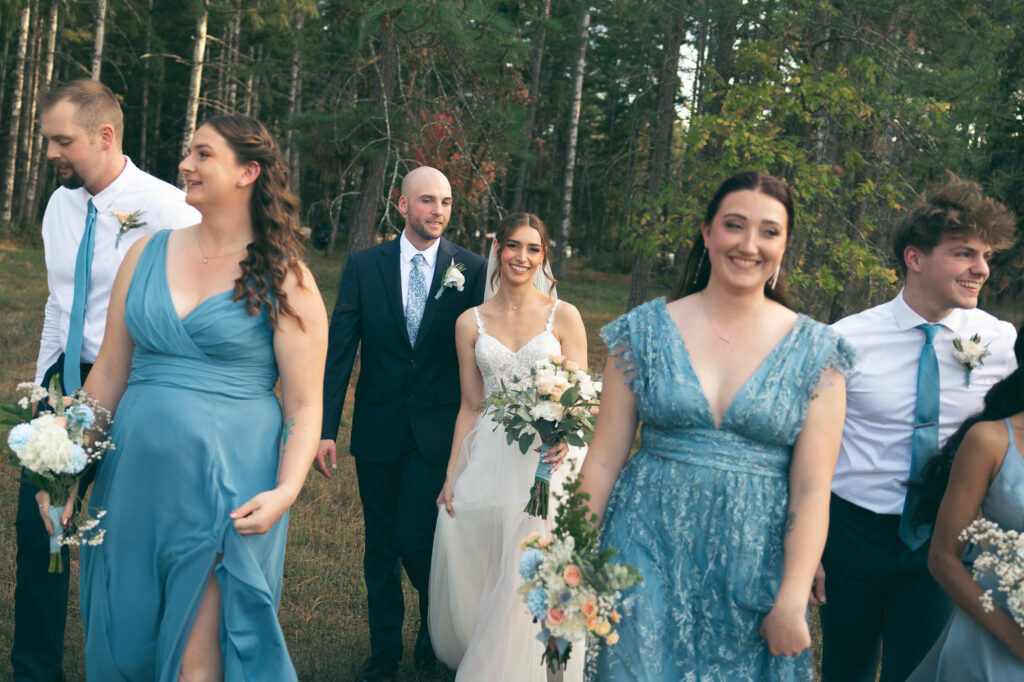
<box><xmin>77</xmin><ymin>116</ymin><xmax>327</xmax><ymax>681</ymax></box>
<box><xmin>908</xmin><ymin>328</ymin><xmax>1024</xmax><ymax>681</ymax></box>
<box><xmin>579</xmin><ymin>172</ymin><xmax>855</xmax><ymax>681</ymax></box>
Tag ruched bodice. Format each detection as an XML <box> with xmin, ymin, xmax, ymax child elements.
<box><xmin>81</xmin><ymin>230</ymin><xmax>297</xmax><ymax>681</ymax></box>
<box><xmin>473</xmin><ymin>301</ymin><xmax>562</xmax><ymax>397</ymax></box>
<box><xmin>588</xmin><ymin>297</ymin><xmax>855</xmax><ymax>682</ymax></box>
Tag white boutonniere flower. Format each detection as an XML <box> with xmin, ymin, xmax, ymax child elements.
<box><xmin>952</xmin><ymin>334</ymin><xmax>991</xmax><ymax>386</ymax></box>
<box><xmin>111</xmin><ymin>209</ymin><xmax>146</xmax><ymax>247</ymax></box>
<box><xmin>435</xmin><ymin>258</ymin><xmax>467</xmax><ymax>300</ymax></box>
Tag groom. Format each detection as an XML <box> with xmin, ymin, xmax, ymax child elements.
<box><xmin>316</xmin><ymin>166</ymin><xmax>486</xmax><ymax>681</ymax></box>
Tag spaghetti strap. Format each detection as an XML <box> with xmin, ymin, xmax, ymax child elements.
<box><xmin>472</xmin><ymin>306</ymin><xmax>486</xmax><ymax>334</ymax></box>
<box><xmin>1005</xmin><ymin>417</ymin><xmax>1017</xmax><ymax>449</ymax></box>
<box><xmin>545</xmin><ymin>300</ymin><xmax>561</xmax><ymax>332</ymax></box>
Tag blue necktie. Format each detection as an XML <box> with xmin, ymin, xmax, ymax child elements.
<box><xmin>899</xmin><ymin>323</ymin><xmax>942</xmax><ymax>550</ymax></box>
<box><xmin>63</xmin><ymin>199</ymin><xmax>97</xmax><ymax>393</ymax></box>
<box><xmin>406</xmin><ymin>253</ymin><xmax>427</xmax><ymax>344</ymax></box>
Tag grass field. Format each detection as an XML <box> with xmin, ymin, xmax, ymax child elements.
<box><xmin>0</xmin><ymin>239</ymin><xmax>1018</xmax><ymax>680</ymax></box>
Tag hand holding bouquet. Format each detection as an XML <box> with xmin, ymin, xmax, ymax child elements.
<box><xmin>3</xmin><ymin>378</ymin><xmax>112</xmax><ymax>572</ymax></box>
<box><xmin>482</xmin><ymin>354</ymin><xmax>601</xmax><ymax>517</ymax></box>
<box><xmin>517</xmin><ymin>471</ymin><xmax>642</xmax><ymax>671</ymax></box>
<box><xmin>961</xmin><ymin>517</ymin><xmax>1024</xmax><ymax>629</ymax></box>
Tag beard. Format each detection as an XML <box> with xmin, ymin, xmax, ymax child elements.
<box><xmin>53</xmin><ymin>163</ymin><xmax>85</xmax><ymax>189</ymax></box>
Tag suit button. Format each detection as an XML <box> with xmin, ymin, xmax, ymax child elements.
<box><xmin>410</xmin><ymin>359</ymin><xmax>416</xmax><ymax>366</ymax></box>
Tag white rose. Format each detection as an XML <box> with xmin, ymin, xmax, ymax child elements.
<box><xmin>530</xmin><ymin>400</ymin><xmax>564</xmax><ymax>422</ymax></box>
<box><xmin>535</xmin><ymin>375</ymin><xmax>557</xmax><ymax>395</ymax></box>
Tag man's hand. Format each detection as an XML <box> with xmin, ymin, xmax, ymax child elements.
<box><xmin>36</xmin><ymin>487</ymin><xmax>75</xmax><ymax>535</ymax></box>
<box><xmin>809</xmin><ymin>562</ymin><xmax>827</xmax><ymax>606</ymax></box>
<box><xmin>313</xmin><ymin>439</ymin><xmax>337</xmax><ymax>479</ymax></box>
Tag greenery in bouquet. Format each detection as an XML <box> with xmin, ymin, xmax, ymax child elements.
<box><xmin>516</xmin><ymin>470</ymin><xmax>643</xmax><ymax>672</ymax></box>
<box><xmin>3</xmin><ymin>377</ymin><xmax>112</xmax><ymax>572</ymax></box>
<box><xmin>482</xmin><ymin>354</ymin><xmax>601</xmax><ymax>517</ymax></box>
<box><xmin>961</xmin><ymin>517</ymin><xmax>1024</xmax><ymax>629</ymax></box>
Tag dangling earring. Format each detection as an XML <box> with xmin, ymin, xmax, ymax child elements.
<box><xmin>768</xmin><ymin>265</ymin><xmax>781</xmax><ymax>290</ymax></box>
<box><xmin>693</xmin><ymin>247</ymin><xmax>707</xmax><ymax>285</ymax></box>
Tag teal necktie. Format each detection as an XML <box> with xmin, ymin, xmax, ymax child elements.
<box><xmin>899</xmin><ymin>323</ymin><xmax>942</xmax><ymax>550</ymax></box>
<box><xmin>63</xmin><ymin>199</ymin><xmax>97</xmax><ymax>392</ymax></box>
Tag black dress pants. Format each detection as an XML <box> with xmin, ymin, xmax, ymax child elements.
<box><xmin>820</xmin><ymin>493</ymin><xmax>952</xmax><ymax>682</ymax></box>
<box><xmin>353</xmin><ymin>429</ymin><xmax>446</xmax><ymax>660</ymax></box>
<box><xmin>11</xmin><ymin>356</ymin><xmax>93</xmax><ymax>682</ymax></box>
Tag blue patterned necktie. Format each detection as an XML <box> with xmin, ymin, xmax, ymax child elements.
<box><xmin>63</xmin><ymin>198</ymin><xmax>98</xmax><ymax>392</ymax></box>
<box><xmin>899</xmin><ymin>323</ymin><xmax>942</xmax><ymax>550</ymax></box>
<box><xmin>406</xmin><ymin>253</ymin><xmax>427</xmax><ymax>344</ymax></box>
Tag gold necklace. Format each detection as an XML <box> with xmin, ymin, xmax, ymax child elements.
<box><xmin>700</xmin><ymin>291</ymin><xmax>744</xmax><ymax>344</ymax></box>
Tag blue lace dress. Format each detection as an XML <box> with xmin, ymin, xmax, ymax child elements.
<box><xmin>587</xmin><ymin>297</ymin><xmax>855</xmax><ymax>681</ymax></box>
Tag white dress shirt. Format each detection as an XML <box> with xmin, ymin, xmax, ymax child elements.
<box><xmin>35</xmin><ymin>157</ymin><xmax>200</xmax><ymax>383</ymax></box>
<box><xmin>398</xmin><ymin>232</ymin><xmax>440</xmax><ymax>309</ymax></box>
<box><xmin>830</xmin><ymin>289</ymin><xmax>1017</xmax><ymax>514</ymax></box>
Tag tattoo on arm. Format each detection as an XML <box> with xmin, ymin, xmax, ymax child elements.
<box><xmin>282</xmin><ymin>417</ymin><xmax>295</xmax><ymax>447</ymax></box>
<box><xmin>783</xmin><ymin>511</ymin><xmax>796</xmax><ymax>539</ymax></box>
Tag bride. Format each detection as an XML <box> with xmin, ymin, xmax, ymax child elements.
<box><xmin>428</xmin><ymin>212</ymin><xmax>588</xmax><ymax>681</ymax></box>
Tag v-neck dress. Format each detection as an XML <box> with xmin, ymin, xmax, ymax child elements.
<box><xmin>80</xmin><ymin>230</ymin><xmax>296</xmax><ymax>681</ymax></box>
<box><xmin>587</xmin><ymin>297</ymin><xmax>855</xmax><ymax>681</ymax></box>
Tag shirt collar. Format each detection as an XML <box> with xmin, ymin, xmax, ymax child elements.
<box><xmin>400</xmin><ymin>232</ymin><xmax>440</xmax><ymax>269</ymax></box>
<box><xmin>892</xmin><ymin>288</ymin><xmax>966</xmax><ymax>333</ymax></box>
<box><xmin>89</xmin><ymin>156</ymin><xmax>141</xmax><ymax>213</ymax></box>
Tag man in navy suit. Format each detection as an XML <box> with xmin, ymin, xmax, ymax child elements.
<box><xmin>315</xmin><ymin>167</ymin><xmax>486</xmax><ymax>682</ymax></box>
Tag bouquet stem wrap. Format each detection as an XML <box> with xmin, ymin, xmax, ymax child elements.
<box><xmin>526</xmin><ymin>443</ymin><xmax>554</xmax><ymax>518</ymax></box>
<box><xmin>46</xmin><ymin>504</ymin><xmax>64</xmax><ymax>573</ymax></box>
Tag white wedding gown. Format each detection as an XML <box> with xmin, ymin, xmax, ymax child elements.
<box><xmin>429</xmin><ymin>301</ymin><xmax>585</xmax><ymax>682</ymax></box>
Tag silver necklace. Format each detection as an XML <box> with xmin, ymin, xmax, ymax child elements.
<box><xmin>195</xmin><ymin>229</ymin><xmax>247</xmax><ymax>265</ymax></box>
<box><xmin>700</xmin><ymin>291</ymin><xmax>743</xmax><ymax>343</ymax></box>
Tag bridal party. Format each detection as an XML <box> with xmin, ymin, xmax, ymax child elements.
<box><xmin>2</xmin><ymin>63</ymin><xmax>1022</xmax><ymax>682</ymax></box>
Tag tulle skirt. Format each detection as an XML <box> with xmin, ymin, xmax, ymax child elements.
<box><xmin>428</xmin><ymin>413</ymin><xmax>585</xmax><ymax>681</ymax></box>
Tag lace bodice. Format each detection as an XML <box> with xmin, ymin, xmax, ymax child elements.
<box><xmin>474</xmin><ymin>301</ymin><xmax>562</xmax><ymax>396</ymax></box>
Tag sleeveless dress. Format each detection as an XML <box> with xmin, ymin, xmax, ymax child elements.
<box><xmin>908</xmin><ymin>418</ymin><xmax>1024</xmax><ymax>681</ymax></box>
<box><xmin>588</xmin><ymin>297</ymin><xmax>856</xmax><ymax>682</ymax></box>
<box><xmin>80</xmin><ymin>230</ymin><xmax>296</xmax><ymax>681</ymax></box>
<box><xmin>428</xmin><ymin>301</ymin><xmax>586</xmax><ymax>682</ymax></box>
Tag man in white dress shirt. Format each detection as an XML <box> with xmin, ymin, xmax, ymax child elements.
<box><xmin>819</xmin><ymin>175</ymin><xmax>1017</xmax><ymax>682</ymax></box>
<box><xmin>13</xmin><ymin>79</ymin><xmax>199</xmax><ymax>682</ymax></box>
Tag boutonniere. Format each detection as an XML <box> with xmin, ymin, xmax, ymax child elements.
<box><xmin>111</xmin><ymin>209</ymin><xmax>146</xmax><ymax>247</ymax></box>
<box><xmin>952</xmin><ymin>334</ymin><xmax>991</xmax><ymax>386</ymax></box>
<box><xmin>435</xmin><ymin>258</ymin><xmax>467</xmax><ymax>300</ymax></box>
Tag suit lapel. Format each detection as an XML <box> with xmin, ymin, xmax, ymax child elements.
<box><xmin>377</xmin><ymin>239</ymin><xmax>411</xmax><ymax>350</ymax></box>
<box><xmin>413</xmin><ymin>238</ymin><xmax>455</xmax><ymax>352</ymax></box>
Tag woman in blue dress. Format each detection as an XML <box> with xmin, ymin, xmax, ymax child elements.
<box><xmin>71</xmin><ymin>115</ymin><xmax>327</xmax><ymax>680</ymax></box>
<box><xmin>579</xmin><ymin>171</ymin><xmax>855</xmax><ymax>680</ymax></box>
<box><xmin>907</xmin><ymin>327</ymin><xmax>1024</xmax><ymax>681</ymax></box>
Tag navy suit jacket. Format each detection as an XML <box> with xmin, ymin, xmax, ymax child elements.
<box><xmin>321</xmin><ymin>236</ymin><xmax>487</xmax><ymax>466</ymax></box>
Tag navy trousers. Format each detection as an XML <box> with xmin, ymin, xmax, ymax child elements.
<box><xmin>11</xmin><ymin>356</ymin><xmax>93</xmax><ymax>682</ymax></box>
<box><xmin>820</xmin><ymin>493</ymin><xmax>952</xmax><ymax>682</ymax></box>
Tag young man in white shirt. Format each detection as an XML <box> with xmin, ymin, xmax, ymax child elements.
<box><xmin>13</xmin><ymin>79</ymin><xmax>199</xmax><ymax>682</ymax></box>
<box><xmin>819</xmin><ymin>175</ymin><xmax>1018</xmax><ymax>682</ymax></box>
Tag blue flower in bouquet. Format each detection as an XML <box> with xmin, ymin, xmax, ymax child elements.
<box><xmin>527</xmin><ymin>587</ymin><xmax>548</xmax><ymax>620</ymax></box>
<box><xmin>7</xmin><ymin>423</ymin><xmax>34</xmax><ymax>453</ymax></box>
<box><xmin>61</xmin><ymin>443</ymin><xmax>88</xmax><ymax>475</ymax></box>
<box><xmin>519</xmin><ymin>548</ymin><xmax>545</xmax><ymax>579</ymax></box>
<box><xmin>66</xmin><ymin>404</ymin><xmax>96</xmax><ymax>430</ymax></box>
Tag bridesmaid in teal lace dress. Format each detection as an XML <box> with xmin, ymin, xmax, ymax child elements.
<box><xmin>76</xmin><ymin>116</ymin><xmax>327</xmax><ymax>680</ymax></box>
<box><xmin>579</xmin><ymin>172</ymin><xmax>855</xmax><ymax>681</ymax></box>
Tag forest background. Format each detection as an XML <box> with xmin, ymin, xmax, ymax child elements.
<box><xmin>0</xmin><ymin>0</ymin><xmax>1022</xmax><ymax>679</ymax></box>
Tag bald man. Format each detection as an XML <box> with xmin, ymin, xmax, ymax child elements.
<box><xmin>316</xmin><ymin>167</ymin><xmax>486</xmax><ymax>681</ymax></box>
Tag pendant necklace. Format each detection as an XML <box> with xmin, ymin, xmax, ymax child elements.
<box><xmin>700</xmin><ymin>291</ymin><xmax>743</xmax><ymax>344</ymax></box>
<box><xmin>195</xmin><ymin>229</ymin><xmax>248</xmax><ymax>265</ymax></box>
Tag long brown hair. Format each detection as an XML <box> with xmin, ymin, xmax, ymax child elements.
<box><xmin>672</xmin><ymin>171</ymin><xmax>794</xmax><ymax>309</ymax></box>
<box><xmin>490</xmin><ymin>212</ymin><xmax>557</xmax><ymax>295</ymax></box>
<box><xmin>201</xmin><ymin>115</ymin><xmax>305</xmax><ymax>327</ymax></box>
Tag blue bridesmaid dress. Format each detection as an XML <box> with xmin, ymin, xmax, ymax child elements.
<box><xmin>908</xmin><ymin>418</ymin><xmax>1024</xmax><ymax>681</ymax></box>
<box><xmin>587</xmin><ymin>298</ymin><xmax>855</xmax><ymax>681</ymax></box>
<box><xmin>80</xmin><ymin>230</ymin><xmax>296</xmax><ymax>681</ymax></box>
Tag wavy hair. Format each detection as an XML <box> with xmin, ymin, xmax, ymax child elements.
<box><xmin>490</xmin><ymin>212</ymin><xmax>557</xmax><ymax>295</ymax></box>
<box><xmin>201</xmin><ymin>115</ymin><xmax>305</xmax><ymax>328</ymax></box>
<box><xmin>913</xmin><ymin>324</ymin><xmax>1024</xmax><ymax>526</ymax></box>
<box><xmin>671</xmin><ymin>171</ymin><xmax>794</xmax><ymax>309</ymax></box>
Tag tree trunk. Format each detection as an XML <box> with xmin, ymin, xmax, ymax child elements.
<box><xmin>91</xmin><ymin>0</ymin><xmax>107</xmax><ymax>80</ymax></box>
<box><xmin>285</xmin><ymin>13</ymin><xmax>304</xmax><ymax>194</ymax></box>
<box><xmin>511</xmin><ymin>0</ymin><xmax>551</xmax><ymax>213</ymax></box>
<box><xmin>554</xmin><ymin>3</ymin><xmax>590</xmax><ymax>279</ymax></box>
<box><xmin>1</xmin><ymin>4</ymin><xmax>32</xmax><ymax>228</ymax></box>
<box><xmin>243</xmin><ymin>45</ymin><xmax>255</xmax><ymax>116</ymax></box>
<box><xmin>17</xmin><ymin>0</ymin><xmax>41</xmax><ymax>224</ymax></box>
<box><xmin>227</xmin><ymin>0</ymin><xmax>241</xmax><ymax>110</ymax></box>
<box><xmin>24</xmin><ymin>0</ymin><xmax>58</xmax><ymax>223</ymax></box>
<box><xmin>139</xmin><ymin>0</ymin><xmax>154</xmax><ymax>167</ymax></box>
<box><xmin>627</xmin><ymin>4</ymin><xmax>686</xmax><ymax>310</ymax></box>
<box><xmin>181</xmin><ymin>3</ymin><xmax>209</xmax><ymax>162</ymax></box>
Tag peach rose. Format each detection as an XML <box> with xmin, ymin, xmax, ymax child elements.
<box><xmin>548</xmin><ymin>387</ymin><xmax>564</xmax><ymax>400</ymax></box>
<box><xmin>53</xmin><ymin>417</ymin><xmax>67</xmax><ymax>429</ymax></box>
<box><xmin>563</xmin><ymin>564</ymin><xmax>582</xmax><ymax>587</ymax></box>
<box><xmin>589</xmin><ymin>405</ymin><xmax>600</xmax><ymax>416</ymax></box>
<box><xmin>563</xmin><ymin>359</ymin><xmax>580</xmax><ymax>371</ymax></box>
<box><xmin>585</xmin><ymin>616</ymin><xmax>600</xmax><ymax>631</ymax></box>
<box><xmin>593</xmin><ymin>620</ymin><xmax>611</xmax><ymax>637</ymax></box>
<box><xmin>610</xmin><ymin>609</ymin><xmax>620</xmax><ymax>624</ymax></box>
<box><xmin>549</xmin><ymin>354</ymin><xmax>566</xmax><ymax>365</ymax></box>
<box><xmin>605</xmin><ymin>630</ymin><xmax>619</xmax><ymax>645</ymax></box>
<box><xmin>520</xmin><ymin>532</ymin><xmax>541</xmax><ymax>550</ymax></box>
<box><xmin>581</xmin><ymin>599</ymin><xmax>597</xmax><ymax>618</ymax></box>
<box><xmin>538</xmin><ymin>538</ymin><xmax>551</xmax><ymax>548</ymax></box>
<box><xmin>546</xmin><ymin>606</ymin><xmax>565</xmax><ymax>627</ymax></box>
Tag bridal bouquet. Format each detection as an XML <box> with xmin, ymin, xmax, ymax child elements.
<box><xmin>517</xmin><ymin>472</ymin><xmax>643</xmax><ymax>671</ymax></box>
<box><xmin>3</xmin><ymin>379</ymin><xmax>111</xmax><ymax>572</ymax></box>
<box><xmin>960</xmin><ymin>517</ymin><xmax>1024</xmax><ymax>628</ymax></box>
<box><xmin>482</xmin><ymin>355</ymin><xmax>601</xmax><ymax>518</ymax></box>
